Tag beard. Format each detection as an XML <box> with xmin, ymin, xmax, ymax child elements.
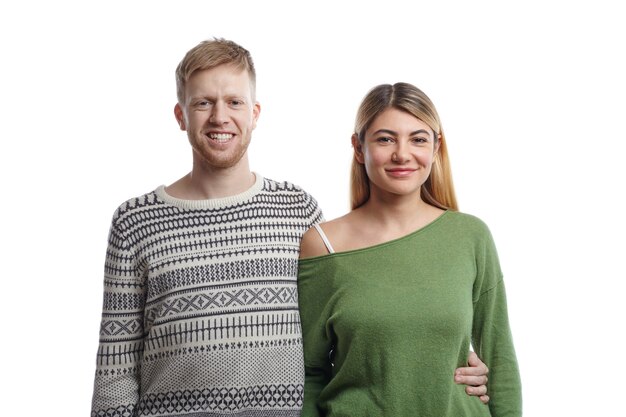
<box><xmin>189</xmin><ymin>132</ymin><xmax>251</xmax><ymax>170</ymax></box>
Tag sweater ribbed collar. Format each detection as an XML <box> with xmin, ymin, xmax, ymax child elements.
<box><xmin>155</xmin><ymin>173</ymin><xmax>264</xmax><ymax>210</ymax></box>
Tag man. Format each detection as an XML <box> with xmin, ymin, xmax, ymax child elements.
<box><xmin>91</xmin><ymin>38</ymin><xmax>489</xmax><ymax>417</ymax></box>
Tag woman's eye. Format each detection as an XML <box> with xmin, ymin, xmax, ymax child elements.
<box><xmin>377</xmin><ymin>137</ymin><xmax>393</xmax><ymax>143</ymax></box>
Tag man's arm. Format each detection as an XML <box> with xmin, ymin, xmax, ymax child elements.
<box><xmin>91</xmin><ymin>218</ymin><xmax>145</xmax><ymax>417</ymax></box>
<box><xmin>455</xmin><ymin>351</ymin><xmax>490</xmax><ymax>404</ymax></box>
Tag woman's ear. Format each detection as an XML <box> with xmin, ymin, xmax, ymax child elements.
<box><xmin>434</xmin><ymin>133</ymin><xmax>442</xmax><ymax>155</ymax></box>
<box><xmin>352</xmin><ymin>134</ymin><xmax>365</xmax><ymax>164</ymax></box>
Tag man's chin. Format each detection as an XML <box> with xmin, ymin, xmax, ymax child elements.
<box><xmin>195</xmin><ymin>151</ymin><xmax>248</xmax><ymax>170</ymax></box>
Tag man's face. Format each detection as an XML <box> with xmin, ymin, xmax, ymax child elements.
<box><xmin>175</xmin><ymin>64</ymin><xmax>260</xmax><ymax>170</ymax></box>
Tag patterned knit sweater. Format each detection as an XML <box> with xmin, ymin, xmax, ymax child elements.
<box><xmin>91</xmin><ymin>175</ymin><xmax>323</xmax><ymax>417</ymax></box>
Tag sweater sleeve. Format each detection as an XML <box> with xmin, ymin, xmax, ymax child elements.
<box><xmin>302</xmin><ymin>190</ymin><xmax>325</xmax><ymax>228</ymax></box>
<box><xmin>91</xmin><ymin>219</ymin><xmax>146</xmax><ymax>417</ymax></box>
<box><xmin>471</xmin><ymin>227</ymin><xmax>522</xmax><ymax>417</ymax></box>
<box><xmin>298</xmin><ymin>260</ymin><xmax>334</xmax><ymax>417</ymax></box>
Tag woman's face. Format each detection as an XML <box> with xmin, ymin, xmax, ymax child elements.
<box><xmin>355</xmin><ymin>108</ymin><xmax>439</xmax><ymax>200</ymax></box>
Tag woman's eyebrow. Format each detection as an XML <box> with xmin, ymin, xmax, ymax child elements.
<box><xmin>372</xmin><ymin>129</ymin><xmax>430</xmax><ymax>136</ymax></box>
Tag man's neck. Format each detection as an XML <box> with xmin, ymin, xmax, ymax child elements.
<box><xmin>165</xmin><ymin>155</ymin><xmax>256</xmax><ymax>200</ymax></box>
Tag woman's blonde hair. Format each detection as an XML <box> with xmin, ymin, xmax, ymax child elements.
<box><xmin>350</xmin><ymin>82</ymin><xmax>458</xmax><ymax>211</ymax></box>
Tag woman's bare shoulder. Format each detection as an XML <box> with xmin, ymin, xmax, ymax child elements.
<box><xmin>299</xmin><ymin>226</ymin><xmax>328</xmax><ymax>259</ymax></box>
<box><xmin>299</xmin><ymin>214</ymin><xmax>353</xmax><ymax>259</ymax></box>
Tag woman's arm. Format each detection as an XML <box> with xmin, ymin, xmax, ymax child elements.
<box><xmin>472</xmin><ymin>280</ymin><xmax>522</xmax><ymax>416</ymax></box>
<box><xmin>471</xmin><ymin>224</ymin><xmax>522</xmax><ymax>416</ymax></box>
<box><xmin>298</xmin><ymin>228</ymin><xmax>335</xmax><ymax>416</ymax></box>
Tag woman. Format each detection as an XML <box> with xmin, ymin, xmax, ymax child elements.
<box><xmin>298</xmin><ymin>83</ymin><xmax>521</xmax><ymax>416</ymax></box>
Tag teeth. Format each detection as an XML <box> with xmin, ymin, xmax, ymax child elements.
<box><xmin>208</xmin><ymin>133</ymin><xmax>233</xmax><ymax>141</ymax></box>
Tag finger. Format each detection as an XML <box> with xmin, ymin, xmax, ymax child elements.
<box><xmin>466</xmin><ymin>385</ymin><xmax>488</xmax><ymax>397</ymax></box>
<box><xmin>455</xmin><ymin>365</ymin><xmax>489</xmax><ymax>376</ymax></box>
<box><xmin>467</xmin><ymin>351</ymin><xmax>480</xmax><ymax>365</ymax></box>
<box><xmin>479</xmin><ymin>395</ymin><xmax>490</xmax><ymax>404</ymax></box>
<box><xmin>454</xmin><ymin>374</ymin><xmax>488</xmax><ymax>386</ymax></box>
<box><xmin>455</xmin><ymin>365</ymin><xmax>488</xmax><ymax>377</ymax></box>
<box><xmin>466</xmin><ymin>351</ymin><xmax>489</xmax><ymax>375</ymax></box>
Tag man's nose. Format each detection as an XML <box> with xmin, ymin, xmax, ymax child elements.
<box><xmin>209</xmin><ymin>102</ymin><xmax>227</xmax><ymax>125</ymax></box>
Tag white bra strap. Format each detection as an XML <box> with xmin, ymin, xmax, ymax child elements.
<box><xmin>313</xmin><ymin>224</ymin><xmax>335</xmax><ymax>254</ymax></box>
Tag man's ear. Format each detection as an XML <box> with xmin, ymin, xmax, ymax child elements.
<box><xmin>174</xmin><ymin>103</ymin><xmax>186</xmax><ymax>131</ymax></box>
<box><xmin>251</xmin><ymin>101</ymin><xmax>261</xmax><ymax>130</ymax></box>
<box><xmin>352</xmin><ymin>134</ymin><xmax>364</xmax><ymax>164</ymax></box>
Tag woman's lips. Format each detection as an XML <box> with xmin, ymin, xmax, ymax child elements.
<box><xmin>385</xmin><ymin>168</ymin><xmax>417</xmax><ymax>177</ymax></box>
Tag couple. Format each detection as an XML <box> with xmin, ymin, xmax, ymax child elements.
<box><xmin>91</xmin><ymin>38</ymin><xmax>521</xmax><ymax>417</ymax></box>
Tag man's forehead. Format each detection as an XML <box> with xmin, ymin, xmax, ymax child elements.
<box><xmin>189</xmin><ymin>64</ymin><xmax>249</xmax><ymax>81</ymax></box>
<box><xmin>193</xmin><ymin>64</ymin><xmax>251</xmax><ymax>79</ymax></box>
<box><xmin>186</xmin><ymin>69</ymin><xmax>252</xmax><ymax>93</ymax></box>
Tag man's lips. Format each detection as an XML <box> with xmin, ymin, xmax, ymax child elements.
<box><xmin>206</xmin><ymin>132</ymin><xmax>235</xmax><ymax>142</ymax></box>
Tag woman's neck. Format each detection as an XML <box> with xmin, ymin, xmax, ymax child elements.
<box><xmin>357</xmin><ymin>188</ymin><xmax>442</xmax><ymax>235</ymax></box>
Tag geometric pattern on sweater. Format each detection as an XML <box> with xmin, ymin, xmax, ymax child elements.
<box><xmin>101</xmin><ymin>284</ymin><xmax>300</xmax><ymax>338</ymax></box>
<box><xmin>139</xmin><ymin>337</ymin><xmax>304</xmax><ymax>388</ymax></box>
<box><xmin>143</xmin><ymin>312</ymin><xmax>303</xmax><ymax>352</ymax></box>
<box><xmin>137</xmin><ymin>384</ymin><xmax>304</xmax><ymax>415</ymax></box>
<box><xmin>97</xmin><ymin>312</ymin><xmax>303</xmax><ymax>364</ymax></box>
<box><xmin>142</xmin><ymin>337</ymin><xmax>302</xmax><ymax>362</ymax></box>
<box><xmin>147</xmin><ymin>282</ymin><xmax>298</xmax><ymax>319</ymax></box>
<box><xmin>92</xmin><ymin>175</ymin><xmax>322</xmax><ymax>417</ymax></box>
<box><xmin>92</xmin><ymin>383</ymin><xmax>303</xmax><ymax>417</ymax></box>
<box><xmin>146</xmin><ymin>258</ymin><xmax>298</xmax><ymax>299</ymax></box>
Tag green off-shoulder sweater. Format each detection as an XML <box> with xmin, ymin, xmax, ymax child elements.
<box><xmin>298</xmin><ymin>211</ymin><xmax>522</xmax><ymax>417</ymax></box>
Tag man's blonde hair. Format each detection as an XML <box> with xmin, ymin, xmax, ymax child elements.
<box><xmin>175</xmin><ymin>38</ymin><xmax>256</xmax><ymax>103</ymax></box>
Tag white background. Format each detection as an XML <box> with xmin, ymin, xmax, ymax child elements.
<box><xmin>2</xmin><ymin>0</ymin><xmax>624</xmax><ymax>415</ymax></box>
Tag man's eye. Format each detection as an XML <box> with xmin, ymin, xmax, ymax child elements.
<box><xmin>231</xmin><ymin>100</ymin><xmax>243</xmax><ymax>106</ymax></box>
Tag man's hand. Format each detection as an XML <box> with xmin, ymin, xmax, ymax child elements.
<box><xmin>454</xmin><ymin>351</ymin><xmax>489</xmax><ymax>404</ymax></box>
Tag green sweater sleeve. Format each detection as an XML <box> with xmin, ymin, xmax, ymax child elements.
<box><xmin>298</xmin><ymin>259</ymin><xmax>334</xmax><ymax>417</ymax></box>
<box><xmin>471</xmin><ymin>226</ymin><xmax>522</xmax><ymax>416</ymax></box>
